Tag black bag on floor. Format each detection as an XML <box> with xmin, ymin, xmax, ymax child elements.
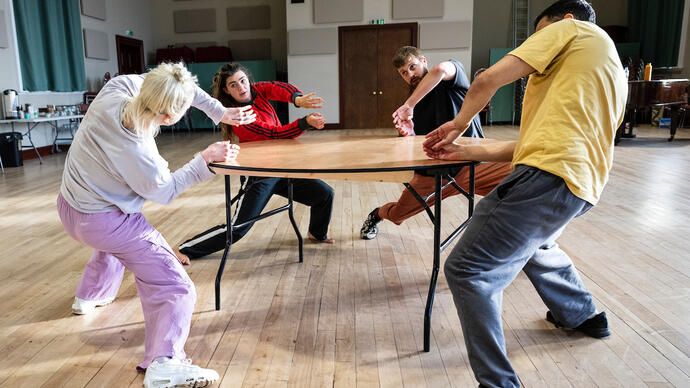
<box><xmin>0</xmin><ymin>132</ymin><xmax>23</xmax><ymax>167</ymax></box>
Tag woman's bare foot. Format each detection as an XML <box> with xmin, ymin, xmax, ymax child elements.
<box><xmin>308</xmin><ymin>232</ymin><xmax>335</xmax><ymax>244</ymax></box>
<box><xmin>173</xmin><ymin>247</ymin><xmax>190</xmax><ymax>265</ymax></box>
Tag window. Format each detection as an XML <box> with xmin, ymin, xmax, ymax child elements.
<box><xmin>13</xmin><ymin>0</ymin><xmax>86</xmax><ymax>91</ymax></box>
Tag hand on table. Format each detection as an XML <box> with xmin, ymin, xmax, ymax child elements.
<box><xmin>295</xmin><ymin>92</ymin><xmax>324</xmax><ymax>109</ymax></box>
<box><xmin>222</xmin><ymin>105</ymin><xmax>256</xmax><ymax>126</ymax></box>
<box><xmin>423</xmin><ymin>142</ymin><xmax>468</xmax><ymax>160</ymax></box>
<box><xmin>306</xmin><ymin>113</ymin><xmax>326</xmax><ymax>129</ymax></box>
<box><xmin>422</xmin><ymin>120</ymin><xmax>463</xmax><ymax>156</ymax></box>
<box><xmin>201</xmin><ymin>141</ymin><xmax>240</xmax><ymax>164</ymax></box>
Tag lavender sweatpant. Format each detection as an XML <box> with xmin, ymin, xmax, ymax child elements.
<box><xmin>57</xmin><ymin>194</ymin><xmax>196</xmax><ymax>370</ymax></box>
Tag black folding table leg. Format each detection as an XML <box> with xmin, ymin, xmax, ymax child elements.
<box><xmin>25</xmin><ymin>122</ymin><xmax>43</xmax><ymax>164</ymax></box>
<box><xmin>215</xmin><ymin>175</ymin><xmax>234</xmax><ymax>310</ymax></box>
<box><xmin>424</xmin><ymin>172</ymin><xmax>443</xmax><ymax>352</ymax></box>
<box><xmin>286</xmin><ymin>178</ymin><xmax>304</xmax><ymax>263</ymax></box>
<box><xmin>669</xmin><ymin>105</ymin><xmax>680</xmax><ymax>141</ymax></box>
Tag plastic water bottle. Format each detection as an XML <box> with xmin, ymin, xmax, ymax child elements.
<box><xmin>644</xmin><ymin>63</ymin><xmax>652</xmax><ymax>81</ymax></box>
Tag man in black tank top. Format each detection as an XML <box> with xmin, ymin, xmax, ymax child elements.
<box><xmin>359</xmin><ymin>46</ymin><xmax>512</xmax><ymax>240</ymax></box>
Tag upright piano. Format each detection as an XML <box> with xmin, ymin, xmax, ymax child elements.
<box><xmin>616</xmin><ymin>79</ymin><xmax>689</xmax><ymax>144</ymax></box>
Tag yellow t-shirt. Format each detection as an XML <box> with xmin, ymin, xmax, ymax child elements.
<box><xmin>508</xmin><ymin>19</ymin><xmax>627</xmax><ymax>205</ymax></box>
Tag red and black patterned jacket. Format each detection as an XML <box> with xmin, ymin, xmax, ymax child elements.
<box><xmin>229</xmin><ymin>81</ymin><xmax>312</xmax><ymax>143</ymax></box>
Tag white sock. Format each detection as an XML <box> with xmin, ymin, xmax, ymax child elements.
<box><xmin>155</xmin><ymin>356</ymin><xmax>172</xmax><ymax>364</ymax></box>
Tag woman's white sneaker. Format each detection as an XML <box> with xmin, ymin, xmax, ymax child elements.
<box><xmin>143</xmin><ymin>358</ymin><xmax>219</xmax><ymax>388</ymax></box>
<box><xmin>71</xmin><ymin>296</ymin><xmax>115</xmax><ymax>315</ymax></box>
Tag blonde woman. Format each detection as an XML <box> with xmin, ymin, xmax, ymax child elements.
<box><xmin>57</xmin><ymin>62</ymin><xmax>254</xmax><ymax>387</ymax></box>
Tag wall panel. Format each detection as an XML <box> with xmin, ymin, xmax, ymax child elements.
<box><xmin>313</xmin><ymin>0</ymin><xmax>363</xmax><ymax>24</ymax></box>
<box><xmin>83</xmin><ymin>28</ymin><xmax>109</xmax><ymax>60</ymax></box>
<box><xmin>288</xmin><ymin>28</ymin><xmax>337</xmax><ymax>55</ymax></box>
<box><xmin>227</xmin><ymin>5</ymin><xmax>270</xmax><ymax>30</ymax></box>
<box><xmin>173</xmin><ymin>8</ymin><xmax>216</xmax><ymax>33</ymax></box>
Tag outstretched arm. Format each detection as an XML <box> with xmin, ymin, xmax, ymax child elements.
<box><xmin>233</xmin><ymin>115</ymin><xmax>312</xmax><ymax>140</ymax></box>
<box><xmin>393</xmin><ymin>61</ymin><xmax>457</xmax><ymax>124</ymax></box>
<box><xmin>254</xmin><ymin>81</ymin><xmax>305</xmax><ymax>106</ymax></box>
<box><xmin>295</xmin><ymin>92</ymin><xmax>324</xmax><ymax>109</ymax></box>
<box><xmin>423</xmin><ymin>55</ymin><xmax>535</xmax><ymax>153</ymax></box>
<box><xmin>221</xmin><ymin>105</ymin><xmax>256</xmax><ymax>126</ymax></box>
<box><xmin>118</xmin><ymin>141</ymin><xmax>239</xmax><ymax>207</ymax></box>
<box><xmin>395</xmin><ymin>118</ymin><xmax>415</xmax><ymax>136</ymax></box>
<box><xmin>305</xmin><ymin>113</ymin><xmax>326</xmax><ymax>129</ymax></box>
<box><xmin>189</xmin><ymin>84</ymin><xmax>256</xmax><ymax>126</ymax></box>
<box><xmin>424</xmin><ymin>137</ymin><xmax>517</xmax><ymax>162</ymax></box>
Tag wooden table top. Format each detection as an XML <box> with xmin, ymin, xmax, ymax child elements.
<box><xmin>209</xmin><ymin>134</ymin><xmax>481</xmax><ymax>183</ymax></box>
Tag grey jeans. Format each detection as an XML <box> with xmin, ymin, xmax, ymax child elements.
<box><xmin>444</xmin><ymin>164</ymin><xmax>597</xmax><ymax>388</ymax></box>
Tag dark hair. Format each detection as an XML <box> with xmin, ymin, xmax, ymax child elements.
<box><xmin>392</xmin><ymin>46</ymin><xmax>422</xmax><ymax>68</ymax></box>
<box><xmin>212</xmin><ymin>63</ymin><xmax>255</xmax><ymax>142</ymax></box>
<box><xmin>533</xmin><ymin>0</ymin><xmax>596</xmax><ymax>29</ymax></box>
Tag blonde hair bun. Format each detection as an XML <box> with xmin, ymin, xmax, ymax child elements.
<box><xmin>124</xmin><ymin>62</ymin><xmax>198</xmax><ymax>137</ymax></box>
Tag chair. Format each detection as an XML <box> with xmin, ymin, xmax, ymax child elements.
<box><xmin>479</xmin><ymin>102</ymin><xmax>491</xmax><ymax>126</ymax></box>
<box><xmin>679</xmin><ymin>104</ymin><xmax>690</xmax><ymax>129</ymax></box>
<box><xmin>0</xmin><ymin>154</ymin><xmax>4</xmax><ymax>174</ymax></box>
<box><xmin>155</xmin><ymin>46</ymin><xmax>194</xmax><ymax>64</ymax></box>
<box><xmin>195</xmin><ymin>46</ymin><xmax>233</xmax><ymax>63</ymax></box>
<box><xmin>163</xmin><ymin>109</ymin><xmax>193</xmax><ymax>135</ymax></box>
<box><xmin>681</xmin><ymin>85</ymin><xmax>690</xmax><ymax>129</ymax></box>
<box><xmin>84</xmin><ymin>92</ymin><xmax>98</xmax><ymax>105</ymax></box>
<box><xmin>178</xmin><ymin>110</ymin><xmax>193</xmax><ymax>133</ymax></box>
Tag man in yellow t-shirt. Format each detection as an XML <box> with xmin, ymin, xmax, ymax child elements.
<box><xmin>422</xmin><ymin>1</ymin><xmax>627</xmax><ymax>387</ymax></box>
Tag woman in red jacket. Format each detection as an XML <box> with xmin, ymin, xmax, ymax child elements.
<box><xmin>177</xmin><ymin>63</ymin><xmax>334</xmax><ymax>261</ymax></box>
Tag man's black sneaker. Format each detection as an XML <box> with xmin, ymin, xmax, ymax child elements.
<box><xmin>360</xmin><ymin>208</ymin><xmax>382</xmax><ymax>240</ymax></box>
<box><xmin>546</xmin><ymin>311</ymin><xmax>611</xmax><ymax>338</ymax></box>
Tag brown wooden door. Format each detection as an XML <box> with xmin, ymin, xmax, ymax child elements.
<box><xmin>339</xmin><ymin>23</ymin><xmax>417</xmax><ymax>129</ymax></box>
<box><xmin>340</xmin><ymin>29</ymin><xmax>378</xmax><ymax>129</ymax></box>
<box><xmin>376</xmin><ymin>26</ymin><xmax>415</xmax><ymax>128</ymax></box>
<box><xmin>116</xmin><ymin>35</ymin><xmax>145</xmax><ymax>75</ymax></box>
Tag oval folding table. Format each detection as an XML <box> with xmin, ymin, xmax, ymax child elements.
<box><xmin>210</xmin><ymin>134</ymin><xmax>482</xmax><ymax>352</ymax></box>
